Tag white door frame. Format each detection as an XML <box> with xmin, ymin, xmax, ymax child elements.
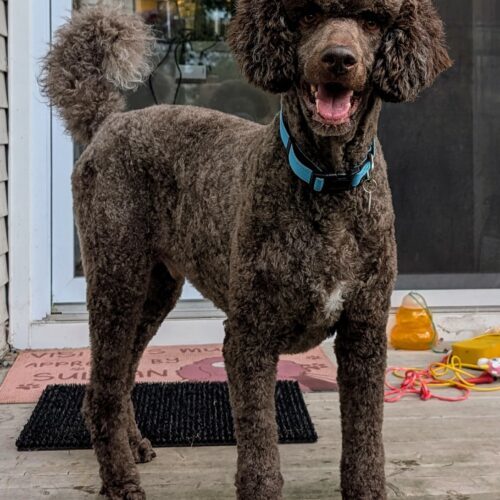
<box><xmin>9</xmin><ymin>0</ymin><xmax>215</xmax><ymax>350</ymax></box>
<box><xmin>8</xmin><ymin>1</ymin><xmax>500</xmax><ymax>349</ymax></box>
<box><xmin>50</xmin><ymin>0</ymin><xmax>85</xmax><ymax>303</ymax></box>
<box><xmin>9</xmin><ymin>0</ymin><xmax>53</xmax><ymax>349</ymax></box>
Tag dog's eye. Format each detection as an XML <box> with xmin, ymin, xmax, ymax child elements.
<box><xmin>361</xmin><ymin>13</ymin><xmax>380</xmax><ymax>31</ymax></box>
<box><xmin>300</xmin><ymin>12</ymin><xmax>319</xmax><ymax>27</ymax></box>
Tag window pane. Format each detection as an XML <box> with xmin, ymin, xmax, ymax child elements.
<box><xmin>381</xmin><ymin>0</ymin><xmax>500</xmax><ymax>289</ymax></box>
<box><xmin>73</xmin><ymin>1</ymin><xmax>279</xmax><ymax>278</ymax></box>
<box><xmin>128</xmin><ymin>1</ymin><xmax>278</xmax><ymax>121</ymax></box>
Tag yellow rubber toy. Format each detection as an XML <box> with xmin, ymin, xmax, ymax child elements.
<box><xmin>452</xmin><ymin>332</ymin><xmax>500</xmax><ymax>366</ymax></box>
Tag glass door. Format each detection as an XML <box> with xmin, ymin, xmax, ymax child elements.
<box><xmin>51</xmin><ymin>0</ymin><xmax>500</xmax><ymax>308</ymax></box>
<box><xmin>384</xmin><ymin>0</ymin><xmax>500</xmax><ymax>306</ymax></box>
<box><xmin>51</xmin><ymin>0</ymin><xmax>278</xmax><ymax>305</ymax></box>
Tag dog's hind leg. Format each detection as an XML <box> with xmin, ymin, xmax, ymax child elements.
<box><xmin>83</xmin><ymin>249</ymin><xmax>151</xmax><ymax>500</ymax></box>
<box><xmin>75</xmin><ymin>166</ymin><xmax>163</xmax><ymax>499</ymax></box>
<box><xmin>223</xmin><ymin>320</ymin><xmax>283</xmax><ymax>500</ymax></box>
<box><xmin>125</xmin><ymin>262</ymin><xmax>184</xmax><ymax>464</ymax></box>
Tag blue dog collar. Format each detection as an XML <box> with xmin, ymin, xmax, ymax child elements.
<box><xmin>279</xmin><ymin>110</ymin><xmax>375</xmax><ymax>193</ymax></box>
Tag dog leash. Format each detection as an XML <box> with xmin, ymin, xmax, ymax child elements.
<box><xmin>385</xmin><ymin>354</ymin><xmax>500</xmax><ymax>403</ymax></box>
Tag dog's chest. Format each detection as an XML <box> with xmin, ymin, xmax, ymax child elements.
<box><xmin>313</xmin><ymin>281</ymin><xmax>346</xmax><ymax>325</ymax></box>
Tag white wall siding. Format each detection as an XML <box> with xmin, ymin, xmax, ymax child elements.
<box><xmin>0</xmin><ymin>0</ymin><xmax>8</xmax><ymax>357</ymax></box>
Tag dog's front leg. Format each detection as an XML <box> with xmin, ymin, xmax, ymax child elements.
<box><xmin>335</xmin><ymin>305</ymin><xmax>389</xmax><ymax>500</ymax></box>
<box><xmin>223</xmin><ymin>321</ymin><xmax>283</xmax><ymax>500</ymax></box>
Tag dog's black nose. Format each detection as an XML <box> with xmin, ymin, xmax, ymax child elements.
<box><xmin>321</xmin><ymin>46</ymin><xmax>358</xmax><ymax>75</ymax></box>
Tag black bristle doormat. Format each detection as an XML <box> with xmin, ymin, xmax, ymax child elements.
<box><xmin>16</xmin><ymin>381</ymin><xmax>317</xmax><ymax>451</ymax></box>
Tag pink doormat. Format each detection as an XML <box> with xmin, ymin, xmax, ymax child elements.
<box><xmin>0</xmin><ymin>344</ymin><xmax>337</xmax><ymax>404</ymax></box>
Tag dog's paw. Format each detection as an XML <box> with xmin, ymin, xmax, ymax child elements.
<box><xmin>131</xmin><ymin>437</ymin><xmax>156</xmax><ymax>464</ymax></box>
<box><xmin>100</xmin><ymin>482</ymin><xmax>146</xmax><ymax>500</ymax></box>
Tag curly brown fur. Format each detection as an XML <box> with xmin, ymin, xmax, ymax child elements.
<box><xmin>227</xmin><ymin>0</ymin><xmax>297</xmax><ymax>93</ymax></box>
<box><xmin>42</xmin><ymin>2</ymin><xmax>450</xmax><ymax>499</ymax></box>
<box><xmin>40</xmin><ymin>6</ymin><xmax>154</xmax><ymax>144</ymax></box>
<box><xmin>372</xmin><ymin>0</ymin><xmax>453</xmax><ymax>102</ymax></box>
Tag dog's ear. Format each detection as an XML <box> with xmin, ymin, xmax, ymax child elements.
<box><xmin>372</xmin><ymin>0</ymin><xmax>452</xmax><ymax>103</ymax></box>
<box><xmin>227</xmin><ymin>0</ymin><xmax>296</xmax><ymax>93</ymax></box>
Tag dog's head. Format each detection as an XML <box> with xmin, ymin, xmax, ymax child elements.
<box><xmin>228</xmin><ymin>0</ymin><xmax>452</xmax><ymax>136</ymax></box>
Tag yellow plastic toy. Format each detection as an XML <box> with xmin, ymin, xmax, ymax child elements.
<box><xmin>452</xmin><ymin>332</ymin><xmax>500</xmax><ymax>366</ymax></box>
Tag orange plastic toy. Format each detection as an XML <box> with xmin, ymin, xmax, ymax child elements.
<box><xmin>390</xmin><ymin>292</ymin><xmax>437</xmax><ymax>350</ymax></box>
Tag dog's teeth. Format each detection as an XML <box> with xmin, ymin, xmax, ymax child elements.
<box><xmin>310</xmin><ymin>84</ymin><xmax>318</xmax><ymax>101</ymax></box>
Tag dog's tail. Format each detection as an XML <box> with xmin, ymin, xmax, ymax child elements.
<box><xmin>40</xmin><ymin>7</ymin><xmax>154</xmax><ymax>145</ymax></box>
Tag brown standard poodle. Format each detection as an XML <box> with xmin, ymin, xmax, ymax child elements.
<box><xmin>41</xmin><ymin>1</ymin><xmax>451</xmax><ymax>499</ymax></box>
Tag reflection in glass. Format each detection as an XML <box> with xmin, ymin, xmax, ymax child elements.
<box><xmin>73</xmin><ymin>1</ymin><xmax>279</xmax><ymax>277</ymax></box>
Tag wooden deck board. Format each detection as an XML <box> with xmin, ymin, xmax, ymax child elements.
<box><xmin>0</xmin><ymin>349</ymin><xmax>498</xmax><ymax>499</ymax></box>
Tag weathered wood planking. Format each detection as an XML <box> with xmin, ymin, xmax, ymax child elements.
<box><xmin>0</xmin><ymin>350</ymin><xmax>499</xmax><ymax>498</ymax></box>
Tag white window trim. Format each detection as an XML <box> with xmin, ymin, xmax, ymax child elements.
<box><xmin>8</xmin><ymin>1</ymin><xmax>500</xmax><ymax>350</ymax></box>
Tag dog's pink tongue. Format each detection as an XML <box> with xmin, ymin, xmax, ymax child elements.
<box><xmin>316</xmin><ymin>84</ymin><xmax>353</xmax><ymax>122</ymax></box>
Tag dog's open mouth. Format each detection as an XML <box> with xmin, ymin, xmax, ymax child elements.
<box><xmin>304</xmin><ymin>82</ymin><xmax>361</xmax><ymax>126</ymax></box>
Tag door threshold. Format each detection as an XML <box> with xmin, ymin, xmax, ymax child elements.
<box><xmin>50</xmin><ymin>299</ymin><xmax>226</xmax><ymax>321</ymax></box>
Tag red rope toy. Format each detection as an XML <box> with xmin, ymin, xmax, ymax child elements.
<box><xmin>384</xmin><ymin>355</ymin><xmax>497</xmax><ymax>403</ymax></box>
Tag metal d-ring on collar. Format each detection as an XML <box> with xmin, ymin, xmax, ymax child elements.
<box><xmin>279</xmin><ymin>110</ymin><xmax>376</xmax><ymax>193</ymax></box>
